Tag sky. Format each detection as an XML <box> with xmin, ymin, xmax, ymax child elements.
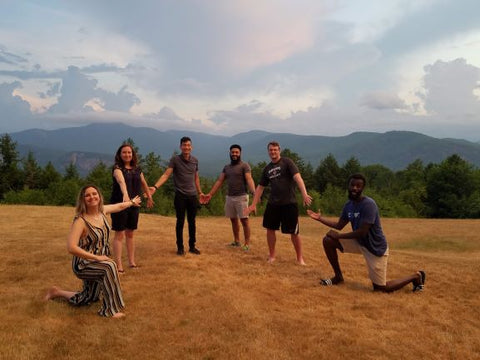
<box><xmin>1</xmin><ymin>0</ymin><xmax>480</xmax><ymax>141</ymax></box>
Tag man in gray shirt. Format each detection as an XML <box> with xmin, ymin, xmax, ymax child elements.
<box><xmin>206</xmin><ymin>144</ymin><xmax>256</xmax><ymax>250</ymax></box>
<box><xmin>151</xmin><ymin>137</ymin><xmax>205</xmax><ymax>255</ymax></box>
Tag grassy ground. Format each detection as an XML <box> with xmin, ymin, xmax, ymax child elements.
<box><xmin>0</xmin><ymin>205</ymin><xmax>479</xmax><ymax>360</ymax></box>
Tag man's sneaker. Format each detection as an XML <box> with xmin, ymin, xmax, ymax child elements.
<box><xmin>177</xmin><ymin>249</ymin><xmax>185</xmax><ymax>256</ymax></box>
<box><xmin>242</xmin><ymin>245</ymin><xmax>249</xmax><ymax>251</ymax></box>
<box><xmin>189</xmin><ymin>248</ymin><xmax>201</xmax><ymax>255</ymax></box>
<box><xmin>229</xmin><ymin>242</ymin><xmax>241</xmax><ymax>247</ymax></box>
<box><xmin>413</xmin><ymin>270</ymin><xmax>426</xmax><ymax>292</ymax></box>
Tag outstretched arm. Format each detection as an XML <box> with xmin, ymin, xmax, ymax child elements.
<box><xmin>206</xmin><ymin>173</ymin><xmax>225</xmax><ymax>202</ymax></box>
<box><xmin>307</xmin><ymin>209</ymin><xmax>348</xmax><ymax>230</ymax></box>
<box><xmin>149</xmin><ymin>167</ymin><xmax>173</xmax><ymax>195</ymax></box>
<box><xmin>293</xmin><ymin>173</ymin><xmax>312</xmax><ymax>206</ymax></box>
<box><xmin>140</xmin><ymin>172</ymin><xmax>154</xmax><ymax>208</ymax></box>
<box><xmin>244</xmin><ymin>184</ymin><xmax>264</xmax><ymax>215</ymax></box>
<box><xmin>104</xmin><ymin>196</ymin><xmax>141</xmax><ymax>214</ymax></box>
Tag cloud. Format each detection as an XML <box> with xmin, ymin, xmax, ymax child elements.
<box><xmin>46</xmin><ymin>66</ymin><xmax>140</xmax><ymax>114</ymax></box>
<box><xmin>359</xmin><ymin>91</ymin><xmax>407</xmax><ymax>110</ymax></box>
<box><xmin>0</xmin><ymin>47</ymin><xmax>28</xmax><ymax>65</ymax></box>
<box><xmin>421</xmin><ymin>58</ymin><xmax>480</xmax><ymax>115</ymax></box>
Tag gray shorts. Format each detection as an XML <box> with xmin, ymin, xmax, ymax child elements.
<box><xmin>339</xmin><ymin>239</ymin><xmax>389</xmax><ymax>286</ymax></box>
<box><xmin>225</xmin><ymin>195</ymin><xmax>249</xmax><ymax>219</ymax></box>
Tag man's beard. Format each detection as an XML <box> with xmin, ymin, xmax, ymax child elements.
<box><xmin>348</xmin><ymin>190</ymin><xmax>362</xmax><ymax>201</ymax></box>
<box><xmin>230</xmin><ymin>155</ymin><xmax>241</xmax><ymax>165</ymax></box>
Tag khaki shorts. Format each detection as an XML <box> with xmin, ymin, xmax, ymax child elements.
<box><xmin>225</xmin><ymin>195</ymin><xmax>249</xmax><ymax>219</ymax></box>
<box><xmin>339</xmin><ymin>239</ymin><xmax>389</xmax><ymax>286</ymax></box>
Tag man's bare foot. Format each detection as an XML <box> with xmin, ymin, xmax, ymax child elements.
<box><xmin>44</xmin><ymin>286</ymin><xmax>59</xmax><ymax>301</ymax></box>
<box><xmin>112</xmin><ymin>312</ymin><xmax>126</xmax><ymax>319</ymax></box>
<box><xmin>297</xmin><ymin>259</ymin><xmax>306</xmax><ymax>266</ymax></box>
<box><xmin>267</xmin><ymin>257</ymin><xmax>275</xmax><ymax>264</ymax></box>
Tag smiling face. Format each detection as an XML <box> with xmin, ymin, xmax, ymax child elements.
<box><xmin>348</xmin><ymin>178</ymin><xmax>365</xmax><ymax>202</ymax></box>
<box><xmin>120</xmin><ymin>145</ymin><xmax>133</xmax><ymax>166</ymax></box>
<box><xmin>180</xmin><ymin>140</ymin><xmax>192</xmax><ymax>157</ymax></box>
<box><xmin>268</xmin><ymin>144</ymin><xmax>281</xmax><ymax>163</ymax></box>
<box><xmin>84</xmin><ymin>186</ymin><xmax>101</xmax><ymax>208</ymax></box>
<box><xmin>229</xmin><ymin>147</ymin><xmax>241</xmax><ymax>163</ymax></box>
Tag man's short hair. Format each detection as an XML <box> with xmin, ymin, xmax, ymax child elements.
<box><xmin>230</xmin><ymin>144</ymin><xmax>242</xmax><ymax>152</ymax></box>
<box><xmin>267</xmin><ymin>141</ymin><xmax>280</xmax><ymax>149</ymax></box>
<box><xmin>348</xmin><ymin>173</ymin><xmax>366</xmax><ymax>186</ymax></box>
<box><xmin>180</xmin><ymin>136</ymin><xmax>191</xmax><ymax>144</ymax></box>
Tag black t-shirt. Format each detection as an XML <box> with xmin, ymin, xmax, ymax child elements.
<box><xmin>259</xmin><ymin>157</ymin><xmax>299</xmax><ymax>205</ymax></box>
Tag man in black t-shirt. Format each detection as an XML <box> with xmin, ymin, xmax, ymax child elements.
<box><xmin>245</xmin><ymin>141</ymin><xmax>312</xmax><ymax>265</ymax></box>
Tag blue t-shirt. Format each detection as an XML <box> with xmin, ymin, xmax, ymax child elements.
<box><xmin>340</xmin><ymin>196</ymin><xmax>387</xmax><ymax>256</ymax></box>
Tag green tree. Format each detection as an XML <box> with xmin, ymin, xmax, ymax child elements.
<box><xmin>64</xmin><ymin>162</ymin><xmax>80</xmax><ymax>181</ymax></box>
<box><xmin>342</xmin><ymin>156</ymin><xmax>362</xmax><ymax>179</ymax></box>
<box><xmin>281</xmin><ymin>148</ymin><xmax>314</xmax><ymax>190</ymax></box>
<box><xmin>362</xmin><ymin>164</ymin><xmax>396</xmax><ymax>194</ymax></box>
<box><xmin>22</xmin><ymin>151</ymin><xmax>42</xmax><ymax>189</ymax></box>
<box><xmin>396</xmin><ymin>159</ymin><xmax>427</xmax><ymax>217</ymax></box>
<box><xmin>39</xmin><ymin>162</ymin><xmax>62</xmax><ymax>189</ymax></box>
<box><xmin>425</xmin><ymin>154</ymin><xmax>479</xmax><ymax>218</ymax></box>
<box><xmin>142</xmin><ymin>152</ymin><xmax>165</xmax><ymax>185</ymax></box>
<box><xmin>46</xmin><ymin>179</ymin><xmax>80</xmax><ymax>206</ymax></box>
<box><xmin>314</xmin><ymin>153</ymin><xmax>343</xmax><ymax>193</ymax></box>
<box><xmin>0</xmin><ymin>133</ymin><xmax>22</xmax><ymax>198</ymax></box>
<box><xmin>85</xmin><ymin>162</ymin><xmax>112</xmax><ymax>200</ymax></box>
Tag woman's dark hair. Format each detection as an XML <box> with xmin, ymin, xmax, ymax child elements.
<box><xmin>114</xmin><ymin>143</ymin><xmax>138</xmax><ymax>169</ymax></box>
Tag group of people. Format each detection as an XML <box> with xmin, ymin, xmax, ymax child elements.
<box><xmin>45</xmin><ymin>137</ymin><xmax>426</xmax><ymax>318</ymax></box>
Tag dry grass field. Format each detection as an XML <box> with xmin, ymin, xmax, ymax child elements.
<box><xmin>0</xmin><ymin>204</ymin><xmax>479</xmax><ymax>360</ymax></box>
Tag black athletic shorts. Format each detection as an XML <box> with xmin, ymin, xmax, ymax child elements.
<box><xmin>262</xmin><ymin>203</ymin><xmax>299</xmax><ymax>234</ymax></box>
<box><xmin>111</xmin><ymin>207</ymin><xmax>140</xmax><ymax>231</ymax></box>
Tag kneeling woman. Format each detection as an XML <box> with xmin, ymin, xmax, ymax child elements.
<box><xmin>45</xmin><ymin>185</ymin><xmax>141</xmax><ymax>318</ymax></box>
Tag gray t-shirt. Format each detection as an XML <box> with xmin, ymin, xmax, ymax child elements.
<box><xmin>222</xmin><ymin>161</ymin><xmax>251</xmax><ymax>196</ymax></box>
<box><xmin>259</xmin><ymin>157</ymin><xmax>299</xmax><ymax>205</ymax></box>
<box><xmin>168</xmin><ymin>154</ymin><xmax>198</xmax><ymax>196</ymax></box>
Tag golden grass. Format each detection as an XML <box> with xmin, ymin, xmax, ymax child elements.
<box><xmin>0</xmin><ymin>204</ymin><xmax>479</xmax><ymax>360</ymax></box>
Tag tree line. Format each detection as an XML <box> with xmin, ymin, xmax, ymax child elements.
<box><xmin>1</xmin><ymin>133</ymin><xmax>480</xmax><ymax>218</ymax></box>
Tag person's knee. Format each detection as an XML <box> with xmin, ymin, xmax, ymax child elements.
<box><xmin>323</xmin><ymin>235</ymin><xmax>334</xmax><ymax>247</ymax></box>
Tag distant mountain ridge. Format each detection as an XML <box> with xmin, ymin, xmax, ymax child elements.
<box><xmin>9</xmin><ymin>122</ymin><xmax>480</xmax><ymax>177</ymax></box>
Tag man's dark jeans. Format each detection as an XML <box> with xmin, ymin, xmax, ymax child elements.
<box><xmin>174</xmin><ymin>192</ymin><xmax>198</xmax><ymax>251</ymax></box>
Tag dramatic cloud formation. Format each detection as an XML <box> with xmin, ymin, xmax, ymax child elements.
<box><xmin>0</xmin><ymin>0</ymin><xmax>479</xmax><ymax>140</ymax></box>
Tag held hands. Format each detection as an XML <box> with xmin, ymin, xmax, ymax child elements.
<box><xmin>146</xmin><ymin>198</ymin><xmax>154</xmax><ymax>209</ymax></box>
<box><xmin>130</xmin><ymin>195</ymin><xmax>142</xmax><ymax>207</ymax></box>
<box><xmin>244</xmin><ymin>204</ymin><xmax>256</xmax><ymax>216</ymax></box>
<box><xmin>303</xmin><ymin>193</ymin><xmax>313</xmax><ymax>207</ymax></box>
<box><xmin>307</xmin><ymin>209</ymin><xmax>321</xmax><ymax>221</ymax></box>
<box><xmin>199</xmin><ymin>193</ymin><xmax>211</xmax><ymax>204</ymax></box>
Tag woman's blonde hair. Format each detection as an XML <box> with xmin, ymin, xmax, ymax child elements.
<box><xmin>75</xmin><ymin>184</ymin><xmax>104</xmax><ymax>216</ymax></box>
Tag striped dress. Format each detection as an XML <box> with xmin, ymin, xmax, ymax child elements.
<box><xmin>69</xmin><ymin>214</ymin><xmax>125</xmax><ymax>317</ymax></box>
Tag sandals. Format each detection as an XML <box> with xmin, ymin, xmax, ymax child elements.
<box><xmin>413</xmin><ymin>270</ymin><xmax>426</xmax><ymax>292</ymax></box>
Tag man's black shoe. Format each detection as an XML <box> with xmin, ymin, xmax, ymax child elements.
<box><xmin>177</xmin><ymin>249</ymin><xmax>185</xmax><ymax>256</ymax></box>
<box><xmin>188</xmin><ymin>248</ymin><xmax>201</xmax><ymax>255</ymax></box>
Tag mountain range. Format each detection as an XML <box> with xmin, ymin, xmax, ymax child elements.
<box><xmin>9</xmin><ymin>122</ymin><xmax>480</xmax><ymax>177</ymax></box>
